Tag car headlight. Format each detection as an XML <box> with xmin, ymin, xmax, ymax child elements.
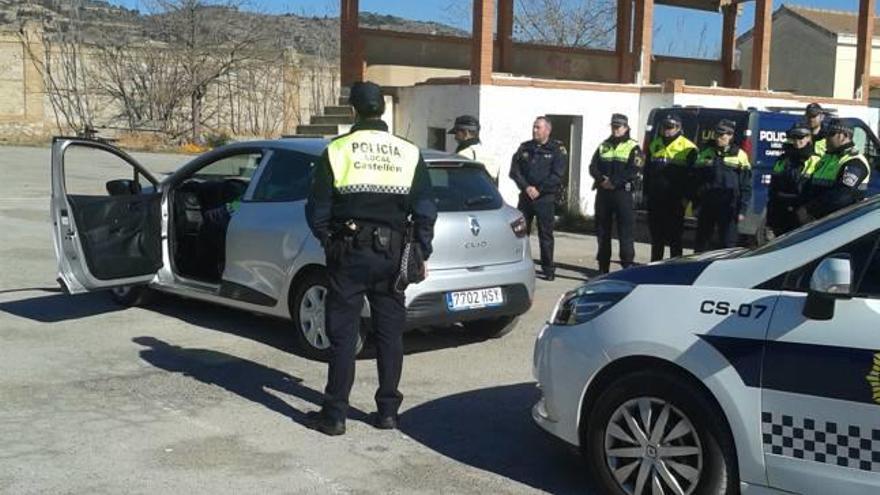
<box><xmin>550</xmin><ymin>280</ymin><xmax>634</xmax><ymax>326</ymax></box>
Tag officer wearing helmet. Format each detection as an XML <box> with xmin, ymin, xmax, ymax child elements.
<box><xmin>766</xmin><ymin>122</ymin><xmax>821</xmax><ymax>236</ymax></box>
<box><xmin>796</xmin><ymin>118</ymin><xmax>871</xmax><ymax>225</ymax></box>
<box><xmin>449</xmin><ymin>115</ymin><xmax>498</xmax><ymax>182</ymax></box>
<box><xmin>305</xmin><ymin>81</ymin><xmax>437</xmax><ymax>436</ymax></box>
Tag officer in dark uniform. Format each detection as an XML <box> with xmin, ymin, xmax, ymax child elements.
<box><xmin>588</xmin><ymin>113</ymin><xmax>642</xmax><ymax>274</ymax></box>
<box><xmin>305</xmin><ymin>81</ymin><xmax>437</xmax><ymax>436</ymax></box>
<box><xmin>766</xmin><ymin>122</ymin><xmax>821</xmax><ymax>236</ymax></box>
<box><xmin>805</xmin><ymin>102</ymin><xmax>828</xmax><ymax>156</ymax></box>
<box><xmin>693</xmin><ymin>119</ymin><xmax>752</xmax><ymax>251</ymax></box>
<box><xmin>644</xmin><ymin>113</ymin><xmax>698</xmax><ymax>261</ymax></box>
<box><xmin>509</xmin><ymin>116</ymin><xmax>567</xmax><ymax>281</ymax></box>
<box><xmin>796</xmin><ymin>118</ymin><xmax>871</xmax><ymax>225</ymax></box>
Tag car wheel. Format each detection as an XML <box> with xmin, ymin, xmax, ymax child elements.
<box><xmin>585</xmin><ymin>370</ymin><xmax>737</xmax><ymax>495</ymax></box>
<box><xmin>108</xmin><ymin>285</ymin><xmax>152</xmax><ymax>306</ymax></box>
<box><xmin>462</xmin><ymin>316</ymin><xmax>518</xmax><ymax>338</ymax></box>
<box><xmin>289</xmin><ymin>270</ymin><xmax>364</xmax><ymax>362</ymax></box>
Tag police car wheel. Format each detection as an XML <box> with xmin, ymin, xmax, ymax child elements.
<box><xmin>289</xmin><ymin>271</ymin><xmax>364</xmax><ymax>362</ymax></box>
<box><xmin>108</xmin><ymin>285</ymin><xmax>152</xmax><ymax>307</ymax></box>
<box><xmin>585</xmin><ymin>370</ymin><xmax>737</xmax><ymax>495</ymax></box>
<box><xmin>462</xmin><ymin>316</ymin><xmax>518</xmax><ymax>338</ymax></box>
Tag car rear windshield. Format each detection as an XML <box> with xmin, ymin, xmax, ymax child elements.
<box><xmin>428</xmin><ymin>164</ymin><xmax>502</xmax><ymax>212</ymax></box>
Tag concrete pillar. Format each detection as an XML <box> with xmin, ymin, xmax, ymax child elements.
<box><xmin>855</xmin><ymin>0</ymin><xmax>876</xmax><ymax>101</ymax></box>
<box><xmin>616</xmin><ymin>0</ymin><xmax>633</xmax><ymax>83</ymax></box>
<box><xmin>498</xmin><ymin>0</ymin><xmax>514</xmax><ymax>73</ymax></box>
<box><xmin>471</xmin><ymin>0</ymin><xmax>495</xmax><ymax>85</ymax></box>
<box><xmin>633</xmin><ymin>0</ymin><xmax>654</xmax><ymax>85</ymax></box>
<box><xmin>750</xmin><ymin>0</ymin><xmax>772</xmax><ymax>91</ymax></box>
<box><xmin>340</xmin><ymin>0</ymin><xmax>363</xmax><ymax>87</ymax></box>
<box><xmin>721</xmin><ymin>4</ymin><xmax>737</xmax><ymax>87</ymax></box>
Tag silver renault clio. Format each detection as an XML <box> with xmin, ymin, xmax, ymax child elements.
<box><xmin>50</xmin><ymin>137</ymin><xmax>535</xmax><ymax>359</ymax></box>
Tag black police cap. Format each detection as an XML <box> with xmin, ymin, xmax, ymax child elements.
<box><xmin>661</xmin><ymin>114</ymin><xmax>682</xmax><ymax>127</ymax></box>
<box><xmin>349</xmin><ymin>81</ymin><xmax>385</xmax><ymax>116</ymax></box>
<box><xmin>787</xmin><ymin>122</ymin><xmax>811</xmax><ymax>139</ymax></box>
<box><xmin>715</xmin><ymin>119</ymin><xmax>736</xmax><ymax>134</ymax></box>
<box><xmin>826</xmin><ymin>118</ymin><xmax>853</xmax><ymax>136</ymax></box>
<box><xmin>610</xmin><ymin>113</ymin><xmax>629</xmax><ymax>126</ymax></box>
<box><xmin>448</xmin><ymin>114</ymin><xmax>480</xmax><ymax>134</ymax></box>
<box><xmin>805</xmin><ymin>103</ymin><xmax>823</xmax><ymax>117</ymax></box>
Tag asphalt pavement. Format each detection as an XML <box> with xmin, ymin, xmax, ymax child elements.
<box><xmin>0</xmin><ymin>145</ymin><xmax>658</xmax><ymax>494</ymax></box>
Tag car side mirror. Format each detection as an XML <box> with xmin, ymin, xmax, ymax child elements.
<box><xmin>803</xmin><ymin>255</ymin><xmax>852</xmax><ymax>320</ymax></box>
<box><xmin>106</xmin><ymin>179</ymin><xmax>141</xmax><ymax>196</ymax></box>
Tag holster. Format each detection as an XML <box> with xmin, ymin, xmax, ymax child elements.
<box><xmin>394</xmin><ymin>223</ymin><xmax>426</xmax><ymax>292</ymax></box>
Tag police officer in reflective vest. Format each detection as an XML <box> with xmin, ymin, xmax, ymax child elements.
<box><xmin>589</xmin><ymin>113</ymin><xmax>643</xmax><ymax>274</ymax></box>
<box><xmin>766</xmin><ymin>122</ymin><xmax>821</xmax><ymax>236</ymax></box>
<box><xmin>509</xmin><ymin>116</ymin><xmax>567</xmax><ymax>281</ymax></box>
<box><xmin>449</xmin><ymin>115</ymin><xmax>498</xmax><ymax>182</ymax></box>
<box><xmin>644</xmin><ymin>113</ymin><xmax>698</xmax><ymax>261</ymax></box>
<box><xmin>305</xmin><ymin>81</ymin><xmax>437</xmax><ymax>436</ymax></box>
<box><xmin>693</xmin><ymin>119</ymin><xmax>752</xmax><ymax>251</ymax></box>
<box><xmin>805</xmin><ymin>102</ymin><xmax>828</xmax><ymax>157</ymax></box>
<box><xmin>796</xmin><ymin>118</ymin><xmax>871</xmax><ymax>225</ymax></box>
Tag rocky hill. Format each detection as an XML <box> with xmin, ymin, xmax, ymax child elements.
<box><xmin>1</xmin><ymin>0</ymin><xmax>467</xmax><ymax>58</ymax></box>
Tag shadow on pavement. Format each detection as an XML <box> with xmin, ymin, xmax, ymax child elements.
<box><xmin>400</xmin><ymin>382</ymin><xmax>595</xmax><ymax>494</ymax></box>
<box><xmin>0</xmin><ymin>292</ymin><xmax>123</xmax><ymax>322</ymax></box>
<box><xmin>133</xmin><ymin>336</ymin><xmax>368</xmax><ymax>424</ymax></box>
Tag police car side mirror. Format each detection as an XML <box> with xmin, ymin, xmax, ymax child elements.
<box><xmin>803</xmin><ymin>255</ymin><xmax>852</xmax><ymax>320</ymax></box>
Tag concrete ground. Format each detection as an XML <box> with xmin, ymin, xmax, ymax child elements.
<box><xmin>0</xmin><ymin>145</ymin><xmax>659</xmax><ymax>494</ymax></box>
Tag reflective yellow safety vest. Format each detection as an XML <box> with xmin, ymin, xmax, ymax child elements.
<box><xmin>809</xmin><ymin>149</ymin><xmax>871</xmax><ymax>189</ymax></box>
<box><xmin>772</xmin><ymin>153</ymin><xmax>821</xmax><ymax>177</ymax></box>
<box><xmin>599</xmin><ymin>139</ymin><xmax>639</xmax><ymax>164</ymax></box>
<box><xmin>695</xmin><ymin>147</ymin><xmax>751</xmax><ymax>170</ymax></box>
<box><xmin>648</xmin><ymin>135</ymin><xmax>697</xmax><ymax>166</ymax></box>
<box><xmin>326</xmin><ymin>130</ymin><xmax>421</xmax><ymax>195</ymax></box>
<box><xmin>813</xmin><ymin>137</ymin><xmax>827</xmax><ymax>157</ymax></box>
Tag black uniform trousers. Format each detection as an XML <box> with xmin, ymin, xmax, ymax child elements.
<box><xmin>518</xmin><ymin>194</ymin><xmax>555</xmax><ymax>275</ymax></box>
<box><xmin>595</xmin><ymin>188</ymin><xmax>635</xmax><ymax>273</ymax></box>
<box><xmin>322</xmin><ymin>234</ymin><xmax>405</xmax><ymax>423</ymax></box>
<box><xmin>647</xmin><ymin>195</ymin><xmax>685</xmax><ymax>262</ymax></box>
<box><xmin>694</xmin><ymin>192</ymin><xmax>738</xmax><ymax>252</ymax></box>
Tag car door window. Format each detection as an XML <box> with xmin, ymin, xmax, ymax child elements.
<box><xmin>64</xmin><ymin>144</ymin><xmax>153</xmax><ymax>196</ymax></box>
<box><xmin>194</xmin><ymin>152</ymin><xmax>263</xmax><ymax>180</ymax></box>
<box><xmin>853</xmin><ymin>236</ymin><xmax>880</xmax><ymax>297</ymax></box>
<box><xmin>250</xmin><ymin>149</ymin><xmax>316</xmax><ymax>202</ymax></box>
<box><xmin>782</xmin><ymin>231</ymin><xmax>880</xmax><ymax>293</ymax></box>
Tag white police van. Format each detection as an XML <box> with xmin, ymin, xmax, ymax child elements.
<box><xmin>533</xmin><ymin>195</ymin><xmax>880</xmax><ymax>494</ymax></box>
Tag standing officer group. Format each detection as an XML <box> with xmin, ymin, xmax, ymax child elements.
<box><xmin>305</xmin><ymin>81</ymin><xmax>437</xmax><ymax>436</ymax></box>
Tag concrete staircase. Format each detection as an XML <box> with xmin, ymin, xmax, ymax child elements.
<box><xmin>289</xmin><ymin>92</ymin><xmax>356</xmax><ymax>138</ymax></box>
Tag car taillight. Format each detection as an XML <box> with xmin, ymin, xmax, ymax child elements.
<box><xmin>511</xmin><ymin>216</ymin><xmax>528</xmax><ymax>238</ymax></box>
<box><xmin>741</xmin><ymin>136</ymin><xmax>753</xmax><ymax>157</ymax></box>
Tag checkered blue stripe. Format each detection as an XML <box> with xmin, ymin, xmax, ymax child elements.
<box><xmin>762</xmin><ymin>412</ymin><xmax>880</xmax><ymax>472</ymax></box>
<box><xmin>337</xmin><ymin>184</ymin><xmax>411</xmax><ymax>195</ymax></box>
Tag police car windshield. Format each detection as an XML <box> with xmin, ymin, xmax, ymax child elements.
<box><xmin>428</xmin><ymin>164</ymin><xmax>502</xmax><ymax>212</ymax></box>
<box><xmin>745</xmin><ymin>197</ymin><xmax>880</xmax><ymax>257</ymax></box>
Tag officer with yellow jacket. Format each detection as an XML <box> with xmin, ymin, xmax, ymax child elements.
<box><xmin>796</xmin><ymin>118</ymin><xmax>871</xmax><ymax>225</ymax></box>
<box><xmin>766</xmin><ymin>122</ymin><xmax>821</xmax><ymax>236</ymax></box>
<box><xmin>305</xmin><ymin>81</ymin><xmax>437</xmax><ymax>436</ymax></box>
<box><xmin>588</xmin><ymin>113</ymin><xmax>642</xmax><ymax>274</ymax></box>
<box><xmin>644</xmin><ymin>113</ymin><xmax>698</xmax><ymax>261</ymax></box>
<box><xmin>693</xmin><ymin>119</ymin><xmax>752</xmax><ymax>251</ymax></box>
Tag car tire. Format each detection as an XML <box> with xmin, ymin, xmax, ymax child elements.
<box><xmin>289</xmin><ymin>270</ymin><xmax>364</xmax><ymax>362</ymax></box>
<box><xmin>462</xmin><ymin>316</ymin><xmax>518</xmax><ymax>338</ymax></box>
<box><xmin>108</xmin><ymin>285</ymin><xmax>153</xmax><ymax>307</ymax></box>
<box><xmin>584</xmin><ymin>370</ymin><xmax>737</xmax><ymax>495</ymax></box>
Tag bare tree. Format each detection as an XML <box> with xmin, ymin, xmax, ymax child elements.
<box><xmin>143</xmin><ymin>0</ymin><xmax>267</xmax><ymax>143</ymax></box>
<box><xmin>514</xmin><ymin>0</ymin><xmax>617</xmax><ymax>48</ymax></box>
<box><xmin>16</xmin><ymin>2</ymin><xmax>98</xmax><ymax>135</ymax></box>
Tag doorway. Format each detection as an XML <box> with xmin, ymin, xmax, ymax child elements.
<box><xmin>546</xmin><ymin>115</ymin><xmax>583</xmax><ymax>214</ymax></box>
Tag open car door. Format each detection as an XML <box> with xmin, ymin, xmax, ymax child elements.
<box><xmin>51</xmin><ymin>138</ymin><xmax>163</xmax><ymax>294</ymax></box>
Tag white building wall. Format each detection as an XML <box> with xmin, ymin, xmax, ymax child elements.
<box><xmin>394</xmin><ymin>85</ymin><xmax>480</xmax><ymax>148</ymax></box>
<box><xmin>833</xmin><ymin>35</ymin><xmax>880</xmax><ymax>101</ymax></box>
<box><xmin>478</xmin><ymin>84</ymin><xmax>644</xmax><ymax>215</ymax></box>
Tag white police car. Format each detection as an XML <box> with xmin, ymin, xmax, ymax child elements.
<box><xmin>533</xmin><ymin>196</ymin><xmax>880</xmax><ymax>495</ymax></box>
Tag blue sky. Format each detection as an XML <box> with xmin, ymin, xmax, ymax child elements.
<box><xmin>108</xmin><ymin>0</ymin><xmax>876</xmax><ymax>59</ymax></box>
